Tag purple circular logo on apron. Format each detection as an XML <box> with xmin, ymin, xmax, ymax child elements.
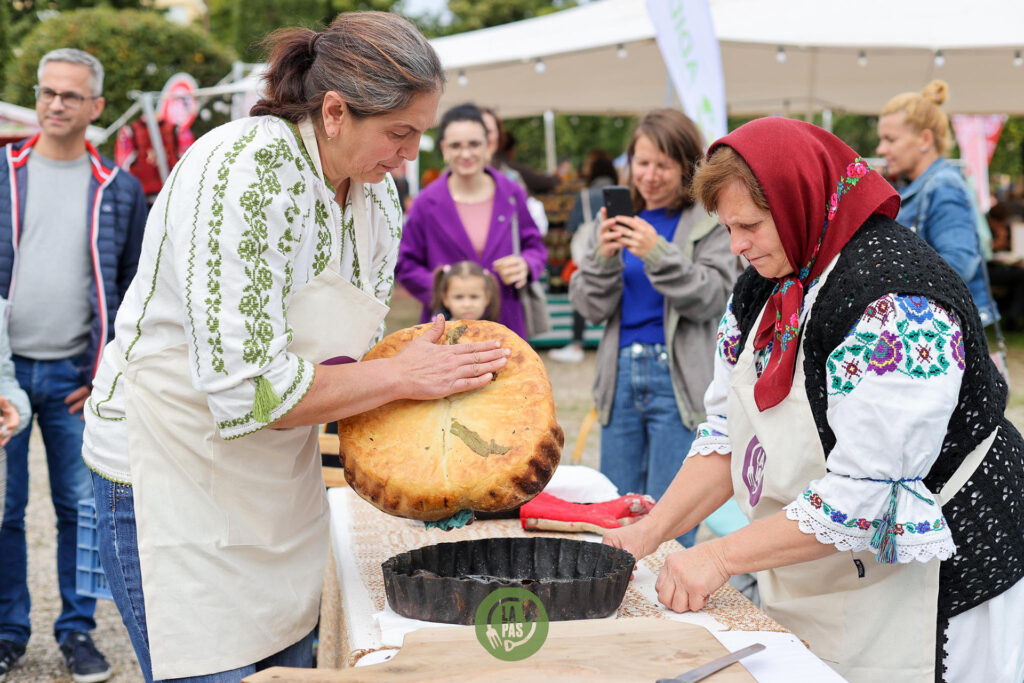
<box><xmin>742</xmin><ymin>436</ymin><xmax>766</xmax><ymax>506</ymax></box>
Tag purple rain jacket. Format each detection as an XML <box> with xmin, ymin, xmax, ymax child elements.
<box><xmin>396</xmin><ymin>167</ymin><xmax>548</xmax><ymax>338</ymax></box>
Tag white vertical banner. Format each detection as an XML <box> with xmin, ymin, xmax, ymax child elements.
<box><xmin>646</xmin><ymin>0</ymin><xmax>727</xmax><ymax>146</ymax></box>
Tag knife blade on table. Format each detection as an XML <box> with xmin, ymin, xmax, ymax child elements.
<box><xmin>656</xmin><ymin>643</ymin><xmax>766</xmax><ymax>683</ymax></box>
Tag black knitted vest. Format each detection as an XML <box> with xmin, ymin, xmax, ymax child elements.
<box><xmin>732</xmin><ymin>215</ymin><xmax>1024</xmax><ymax>681</ymax></box>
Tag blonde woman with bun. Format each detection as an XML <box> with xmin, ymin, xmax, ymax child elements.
<box><xmin>877</xmin><ymin>80</ymin><xmax>996</xmax><ymax>323</ymax></box>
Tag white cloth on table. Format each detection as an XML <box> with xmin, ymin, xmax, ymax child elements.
<box><xmin>329</xmin><ymin>485</ymin><xmax>838</xmax><ymax>680</ymax></box>
<box><xmin>713</xmin><ymin>631</ymin><xmax>846</xmax><ymax>682</ymax></box>
<box><xmin>543</xmin><ymin>464</ymin><xmax>621</xmax><ymax>502</ymax></box>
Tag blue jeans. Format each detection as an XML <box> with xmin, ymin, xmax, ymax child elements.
<box><xmin>0</xmin><ymin>354</ymin><xmax>94</xmax><ymax>646</ymax></box>
<box><xmin>601</xmin><ymin>344</ymin><xmax>698</xmax><ymax>547</ymax></box>
<box><xmin>92</xmin><ymin>474</ymin><xmax>315</xmax><ymax>682</ymax></box>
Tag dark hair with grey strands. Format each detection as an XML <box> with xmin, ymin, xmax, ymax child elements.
<box><xmin>251</xmin><ymin>11</ymin><xmax>445</xmax><ymax>123</ymax></box>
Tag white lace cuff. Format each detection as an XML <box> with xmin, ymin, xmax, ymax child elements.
<box><xmin>688</xmin><ymin>433</ymin><xmax>731</xmax><ymax>458</ymax></box>
<box><xmin>783</xmin><ymin>477</ymin><xmax>956</xmax><ymax>563</ymax></box>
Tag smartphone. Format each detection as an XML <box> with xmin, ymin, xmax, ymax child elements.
<box><xmin>602</xmin><ymin>186</ymin><xmax>634</xmax><ymax>220</ymax></box>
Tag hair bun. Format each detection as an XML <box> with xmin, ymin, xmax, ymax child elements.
<box><xmin>922</xmin><ymin>80</ymin><xmax>949</xmax><ymax>106</ymax></box>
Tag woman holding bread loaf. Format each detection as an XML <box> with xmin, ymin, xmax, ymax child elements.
<box><xmin>80</xmin><ymin>13</ymin><xmax>509</xmax><ymax>682</ymax></box>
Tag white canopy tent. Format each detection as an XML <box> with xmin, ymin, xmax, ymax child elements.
<box><xmin>431</xmin><ymin>0</ymin><xmax>1024</xmax><ymax>119</ymax></box>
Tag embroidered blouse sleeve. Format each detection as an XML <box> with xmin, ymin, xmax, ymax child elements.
<box><xmin>365</xmin><ymin>178</ymin><xmax>403</xmax><ymax>344</ymax></box>
<box><xmin>688</xmin><ymin>295</ymin><xmax>738</xmax><ymax>457</ymax></box>
<box><xmin>170</xmin><ymin>127</ymin><xmax>318</xmax><ymax>440</ymax></box>
<box><xmin>784</xmin><ymin>294</ymin><xmax>964</xmax><ymax>562</ymax></box>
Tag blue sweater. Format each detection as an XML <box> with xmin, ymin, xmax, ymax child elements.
<box><xmin>620</xmin><ymin>207</ymin><xmax>679</xmax><ymax>346</ymax></box>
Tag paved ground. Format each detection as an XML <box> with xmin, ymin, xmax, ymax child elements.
<box><xmin>10</xmin><ymin>288</ymin><xmax>1024</xmax><ymax>681</ymax></box>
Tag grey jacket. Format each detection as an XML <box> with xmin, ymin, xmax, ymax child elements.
<box><xmin>568</xmin><ymin>207</ymin><xmax>735</xmax><ymax>429</ymax></box>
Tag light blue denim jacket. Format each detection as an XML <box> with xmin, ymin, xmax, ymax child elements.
<box><xmin>896</xmin><ymin>158</ymin><xmax>996</xmax><ymax>324</ymax></box>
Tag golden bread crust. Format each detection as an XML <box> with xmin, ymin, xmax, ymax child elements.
<box><xmin>338</xmin><ymin>320</ymin><xmax>563</xmax><ymax>521</ymax></box>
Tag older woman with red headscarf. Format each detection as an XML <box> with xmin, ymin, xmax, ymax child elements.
<box><xmin>604</xmin><ymin>118</ymin><xmax>1024</xmax><ymax>682</ymax></box>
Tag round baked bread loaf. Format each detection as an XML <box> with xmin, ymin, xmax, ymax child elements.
<box><xmin>338</xmin><ymin>320</ymin><xmax>563</xmax><ymax>521</ymax></box>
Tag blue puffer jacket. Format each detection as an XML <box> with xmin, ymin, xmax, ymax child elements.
<box><xmin>896</xmin><ymin>157</ymin><xmax>996</xmax><ymax>324</ymax></box>
<box><xmin>0</xmin><ymin>135</ymin><xmax>148</xmax><ymax>385</ymax></box>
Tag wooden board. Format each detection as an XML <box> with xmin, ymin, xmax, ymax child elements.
<box><xmin>243</xmin><ymin>617</ymin><xmax>757</xmax><ymax>682</ymax></box>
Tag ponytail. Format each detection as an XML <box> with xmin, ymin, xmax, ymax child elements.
<box><xmin>250</xmin><ymin>11</ymin><xmax>444</xmax><ymax>124</ymax></box>
<box><xmin>250</xmin><ymin>27</ymin><xmax>322</xmax><ymax>121</ymax></box>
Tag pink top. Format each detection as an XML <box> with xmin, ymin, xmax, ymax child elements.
<box><xmin>454</xmin><ymin>197</ymin><xmax>494</xmax><ymax>255</ymax></box>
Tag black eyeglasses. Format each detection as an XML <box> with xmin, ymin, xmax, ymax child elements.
<box><xmin>33</xmin><ymin>86</ymin><xmax>96</xmax><ymax>110</ymax></box>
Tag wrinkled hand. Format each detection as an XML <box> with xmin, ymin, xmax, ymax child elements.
<box><xmin>612</xmin><ymin>215</ymin><xmax>659</xmax><ymax>259</ymax></box>
<box><xmin>0</xmin><ymin>396</ymin><xmax>19</xmax><ymax>446</ymax></box>
<box><xmin>391</xmin><ymin>315</ymin><xmax>509</xmax><ymax>400</ymax></box>
<box><xmin>65</xmin><ymin>385</ymin><xmax>90</xmax><ymax>418</ymax></box>
<box><xmin>655</xmin><ymin>543</ymin><xmax>730</xmax><ymax>613</ymax></box>
<box><xmin>492</xmin><ymin>255</ymin><xmax>530</xmax><ymax>289</ymax></box>
<box><xmin>603</xmin><ymin>515</ymin><xmax>662</xmax><ymax>573</ymax></box>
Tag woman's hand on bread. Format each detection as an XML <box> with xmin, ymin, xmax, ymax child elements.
<box><xmin>391</xmin><ymin>315</ymin><xmax>510</xmax><ymax>399</ymax></box>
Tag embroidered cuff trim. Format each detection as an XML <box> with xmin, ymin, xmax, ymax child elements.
<box><xmin>784</xmin><ymin>501</ymin><xmax>956</xmax><ymax>563</ymax></box>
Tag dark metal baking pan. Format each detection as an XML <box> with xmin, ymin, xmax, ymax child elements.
<box><xmin>382</xmin><ymin>537</ymin><xmax>634</xmax><ymax>625</ymax></box>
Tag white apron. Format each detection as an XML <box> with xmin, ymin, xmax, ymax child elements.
<box><xmin>122</xmin><ymin>120</ymin><xmax>389</xmax><ymax>679</ymax></box>
<box><xmin>726</xmin><ymin>261</ymin><xmax>993</xmax><ymax>682</ymax></box>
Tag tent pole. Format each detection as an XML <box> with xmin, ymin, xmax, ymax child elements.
<box><xmin>407</xmin><ymin>156</ymin><xmax>420</xmax><ymax>198</ymax></box>
<box><xmin>664</xmin><ymin>76</ymin><xmax>675</xmax><ymax>107</ymax></box>
<box><xmin>806</xmin><ymin>48</ymin><xmax>818</xmax><ymax>124</ymax></box>
<box><xmin>139</xmin><ymin>91</ymin><xmax>170</xmax><ymax>182</ymax></box>
<box><xmin>543</xmin><ymin>109</ymin><xmax>557</xmax><ymax>174</ymax></box>
<box><xmin>822</xmin><ymin>108</ymin><xmax>833</xmax><ymax>133</ymax></box>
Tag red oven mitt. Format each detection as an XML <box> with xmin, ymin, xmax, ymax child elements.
<box><xmin>520</xmin><ymin>491</ymin><xmax>656</xmax><ymax>534</ymax></box>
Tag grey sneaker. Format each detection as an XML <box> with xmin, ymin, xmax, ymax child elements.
<box><xmin>0</xmin><ymin>639</ymin><xmax>25</xmax><ymax>683</ymax></box>
<box><xmin>59</xmin><ymin>632</ymin><xmax>111</xmax><ymax>683</ymax></box>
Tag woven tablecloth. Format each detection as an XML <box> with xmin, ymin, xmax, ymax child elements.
<box><xmin>319</xmin><ymin>487</ymin><xmax>788</xmax><ymax>669</ymax></box>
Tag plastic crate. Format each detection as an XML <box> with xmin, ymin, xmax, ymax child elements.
<box><xmin>76</xmin><ymin>498</ymin><xmax>112</xmax><ymax>601</ymax></box>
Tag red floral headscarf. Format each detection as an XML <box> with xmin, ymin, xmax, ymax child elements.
<box><xmin>708</xmin><ymin>118</ymin><xmax>900</xmax><ymax>411</ymax></box>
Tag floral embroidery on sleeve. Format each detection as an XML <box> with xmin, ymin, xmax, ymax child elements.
<box><xmin>716</xmin><ymin>299</ymin><xmax>741</xmax><ymax>366</ymax></box>
<box><xmin>826</xmin><ymin>294</ymin><xmax>959</xmax><ymax>396</ymax></box>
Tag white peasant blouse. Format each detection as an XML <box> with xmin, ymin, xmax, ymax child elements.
<box><xmin>690</xmin><ymin>280</ymin><xmax>965</xmax><ymax>564</ymax></box>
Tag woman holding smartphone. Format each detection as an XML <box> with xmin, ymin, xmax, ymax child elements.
<box><xmin>568</xmin><ymin>109</ymin><xmax>735</xmax><ymax>546</ymax></box>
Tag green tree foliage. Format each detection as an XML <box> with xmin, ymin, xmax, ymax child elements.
<box><xmin>507</xmin><ymin>114</ymin><xmax>635</xmax><ymax>174</ymax></box>
<box><xmin>5</xmin><ymin>8</ymin><xmax>234</xmax><ymax>132</ymax></box>
<box><xmin>991</xmin><ymin>117</ymin><xmax>1024</xmax><ymax>182</ymax></box>
<box><xmin>8</xmin><ymin>0</ymin><xmax>150</xmax><ymax>50</ymax></box>
<box><xmin>213</xmin><ymin>0</ymin><xmax>400</xmax><ymax>63</ymax></box>
<box><xmin>438</xmin><ymin>0</ymin><xmax>572</xmax><ymax>36</ymax></box>
<box><xmin>0</xmin><ymin>0</ymin><xmax>10</xmax><ymax>94</ymax></box>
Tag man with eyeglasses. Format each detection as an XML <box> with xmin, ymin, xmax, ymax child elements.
<box><xmin>0</xmin><ymin>48</ymin><xmax>146</xmax><ymax>683</ymax></box>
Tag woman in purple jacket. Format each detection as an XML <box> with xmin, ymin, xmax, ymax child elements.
<box><xmin>397</xmin><ymin>104</ymin><xmax>547</xmax><ymax>339</ymax></box>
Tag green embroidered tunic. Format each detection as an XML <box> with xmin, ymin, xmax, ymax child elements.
<box><xmin>83</xmin><ymin>116</ymin><xmax>403</xmax><ymax>483</ymax></box>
